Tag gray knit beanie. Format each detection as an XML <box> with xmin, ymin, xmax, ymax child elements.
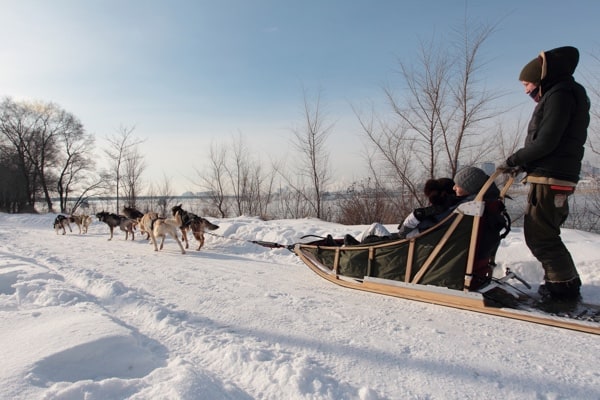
<box><xmin>454</xmin><ymin>167</ymin><xmax>489</xmax><ymax>195</ymax></box>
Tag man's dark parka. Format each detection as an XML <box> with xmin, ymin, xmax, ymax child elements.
<box><xmin>506</xmin><ymin>46</ymin><xmax>590</xmax><ymax>182</ymax></box>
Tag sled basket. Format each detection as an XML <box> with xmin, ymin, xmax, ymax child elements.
<box><xmin>295</xmin><ymin>169</ymin><xmax>513</xmax><ymax>293</ymax></box>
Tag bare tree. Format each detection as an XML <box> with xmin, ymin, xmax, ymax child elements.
<box><xmin>197</xmin><ymin>142</ymin><xmax>229</xmax><ymax>218</ymax></box>
<box><xmin>157</xmin><ymin>175</ymin><xmax>174</xmax><ymax>215</ymax></box>
<box><xmin>335</xmin><ymin>177</ymin><xmax>400</xmax><ymax>225</ymax></box>
<box><xmin>226</xmin><ymin>133</ymin><xmax>251</xmax><ymax>216</ymax></box>
<box><xmin>0</xmin><ymin>147</ymin><xmax>29</xmax><ymax>212</ymax></box>
<box><xmin>67</xmin><ymin>179</ymin><xmax>107</xmax><ymax>214</ymax></box>
<box><xmin>354</xmin><ymin>104</ymin><xmax>422</xmax><ymax>214</ymax></box>
<box><xmin>273</xmin><ymin>181</ymin><xmax>313</xmax><ymax>219</ymax></box>
<box><xmin>53</xmin><ymin>111</ymin><xmax>102</xmax><ymax>213</ymax></box>
<box><xmin>0</xmin><ymin>98</ymin><xmax>39</xmax><ymax>212</ymax></box>
<box><xmin>223</xmin><ymin>133</ymin><xmax>276</xmax><ymax>218</ymax></box>
<box><xmin>147</xmin><ymin>173</ymin><xmax>175</xmax><ymax>216</ymax></box>
<box><xmin>197</xmin><ymin>135</ymin><xmax>276</xmax><ymax>219</ymax></box>
<box><xmin>446</xmin><ymin>18</ymin><xmax>502</xmax><ymax>170</ymax></box>
<box><xmin>574</xmin><ymin>49</ymin><xmax>600</xmax><ymax>233</ymax></box>
<box><xmin>0</xmin><ymin>98</ymin><xmax>92</xmax><ymax>212</ymax></box>
<box><xmin>104</xmin><ymin>126</ymin><xmax>145</xmax><ymax>214</ymax></box>
<box><xmin>248</xmin><ymin>161</ymin><xmax>276</xmax><ymax>218</ymax></box>
<box><xmin>121</xmin><ymin>146</ymin><xmax>146</xmax><ymax>209</ymax></box>
<box><xmin>361</xmin><ymin>19</ymin><xmax>502</xmax><ymax>208</ymax></box>
<box><xmin>280</xmin><ymin>87</ymin><xmax>333</xmax><ymax>219</ymax></box>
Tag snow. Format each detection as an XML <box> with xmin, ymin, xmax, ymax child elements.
<box><xmin>1</xmin><ymin>212</ymin><xmax>599</xmax><ymax>400</ymax></box>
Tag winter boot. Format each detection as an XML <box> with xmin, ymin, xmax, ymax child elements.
<box><xmin>538</xmin><ymin>276</ymin><xmax>581</xmax><ymax>301</ymax></box>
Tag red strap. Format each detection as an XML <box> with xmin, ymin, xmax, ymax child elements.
<box><xmin>550</xmin><ymin>185</ymin><xmax>574</xmax><ymax>192</ymax></box>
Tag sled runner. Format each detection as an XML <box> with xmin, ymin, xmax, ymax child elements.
<box><xmin>294</xmin><ymin>170</ymin><xmax>600</xmax><ymax>335</ymax></box>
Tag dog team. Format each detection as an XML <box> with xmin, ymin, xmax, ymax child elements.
<box><xmin>53</xmin><ymin>204</ymin><xmax>219</xmax><ymax>254</ymax></box>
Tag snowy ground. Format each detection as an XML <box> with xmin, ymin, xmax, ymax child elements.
<box><xmin>1</xmin><ymin>213</ymin><xmax>599</xmax><ymax>400</ymax></box>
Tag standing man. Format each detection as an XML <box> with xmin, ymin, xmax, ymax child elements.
<box><xmin>503</xmin><ymin>46</ymin><xmax>590</xmax><ymax>300</ymax></box>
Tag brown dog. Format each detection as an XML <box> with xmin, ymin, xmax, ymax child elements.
<box><xmin>68</xmin><ymin>214</ymin><xmax>92</xmax><ymax>234</ymax></box>
<box><xmin>188</xmin><ymin>216</ymin><xmax>219</xmax><ymax>251</ymax></box>
<box><xmin>95</xmin><ymin>211</ymin><xmax>137</xmax><ymax>241</ymax></box>
<box><xmin>81</xmin><ymin>214</ymin><xmax>93</xmax><ymax>234</ymax></box>
<box><xmin>171</xmin><ymin>204</ymin><xmax>219</xmax><ymax>250</ymax></box>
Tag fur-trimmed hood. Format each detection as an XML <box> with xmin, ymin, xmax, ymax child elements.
<box><xmin>539</xmin><ymin>46</ymin><xmax>579</xmax><ymax>90</ymax></box>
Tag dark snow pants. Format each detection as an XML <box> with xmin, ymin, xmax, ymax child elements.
<box><xmin>523</xmin><ymin>183</ymin><xmax>579</xmax><ymax>282</ymax></box>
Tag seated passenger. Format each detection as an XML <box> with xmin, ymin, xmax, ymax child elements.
<box><xmin>452</xmin><ymin>166</ymin><xmax>500</xmax><ymax>201</ymax></box>
<box><xmin>452</xmin><ymin>166</ymin><xmax>506</xmax><ymax>289</ymax></box>
<box><xmin>397</xmin><ymin>177</ymin><xmax>458</xmax><ymax>239</ymax></box>
<box><xmin>346</xmin><ymin>177</ymin><xmax>457</xmax><ymax>245</ymax></box>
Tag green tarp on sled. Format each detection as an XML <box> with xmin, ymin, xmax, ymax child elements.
<box><xmin>303</xmin><ymin>213</ymin><xmax>473</xmax><ymax>290</ymax></box>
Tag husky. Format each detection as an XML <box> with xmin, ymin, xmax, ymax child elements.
<box><xmin>171</xmin><ymin>204</ymin><xmax>219</xmax><ymax>251</ymax></box>
<box><xmin>53</xmin><ymin>215</ymin><xmax>72</xmax><ymax>235</ymax></box>
<box><xmin>138</xmin><ymin>211</ymin><xmax>159</xmax><ymax>242</ymax></box>
<box><xmin>139</xmin><ymin>212</ymin><xmax>185</xmax><ymax>254</ymax></box>
<box><xmin>122</xmin><ymin>206</ymin><xmax>144</xmax><ymax>221</ymax></box>
<box><xmin>81</xmin><ymin>214</ymin><xmax>93</xmax><ymax>234</ymax></box>
<box><xmin>68</xmin><ymin>214</ymin><xmax>92</xmax><ymax>234</ymax></box>
<box><xmin>123</xmin><ymin>206</ymin><xmax>148</xmax><ymax>238</ymax></box>
<box><xmin>95</xmin><ymin>211</ymin><xmax>137</xmax><ymax>241</ymax></box>
<box><xmin>152</xmin><ymin>217</ymin><xmax>186</xmax><ymax>254</ymax></box>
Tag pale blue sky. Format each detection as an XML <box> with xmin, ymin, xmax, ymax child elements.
<box><xmin>1</xmin><ymin>1</ymin><xmax>599</xmax><ymax>193</ymax></box>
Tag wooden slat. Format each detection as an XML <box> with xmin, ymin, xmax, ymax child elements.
<box><xmin>333</xmin><ymin>247</ymin><xmax>340</xmax><ymax>274</ymax></box>
<box><xmin>405</xmin><ymin>239</ymin><xmax>415</xmax><ymax>282</ymax></box>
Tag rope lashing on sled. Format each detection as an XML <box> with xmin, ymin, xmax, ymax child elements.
<box><xmin>205</xmin><ymin>231</ymin><xmax>296</xmax><ymax>251</ymax></box>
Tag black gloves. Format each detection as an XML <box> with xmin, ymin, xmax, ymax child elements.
<box><xmin>498</xmin><ymin>163</ymin><xmax>523</xmax><ymax>176</ymax></box>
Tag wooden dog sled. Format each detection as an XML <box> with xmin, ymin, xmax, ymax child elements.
<box><xmin>294</xmin><ymin>170</ymin><xmax>600</xmax><ymax>335</ymax></box>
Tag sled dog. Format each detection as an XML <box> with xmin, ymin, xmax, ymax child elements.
<box><xmin>124</xmin><ymin>206</ymin><xmax>151</xmax><ymax>239</ymax></box>
<box><xmin>171</xmin><ymin>204</ymin><xmax>219</xmax><ymax>251</ymax></box>
<box><xmin>139</xmin><ymin>212</ymin><xmax>159</xmax><ymax>242</ymax></box>
<box><xmin>95</xmin><ymin>211</ymin><xmax>137</xmax><ymax>241</ymax></box>
<box><xmin>68</xmin><ymin>214</ymin><xmax>92</xmax><ymax>234</ymax></box>
<box><xmin>53</xmin><ymin>215</ymin><xmax>72</xmax><ymax>235</ymax></box>
<box><xmin>81</xmin><ymin>214</ymin><xmax>93</xmax><ymax>234</ymax></box>
<box><xmin>122</xmin><ymin>206</ymin><xmax>144</xmax><ymax>221</ymax></box>
<box><xmin>152</xmin><ymin>217</ymin><xmax>186</xmax><ymax>254</ymax></box>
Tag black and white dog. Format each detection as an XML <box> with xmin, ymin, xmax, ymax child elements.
<box><xmin>53</xmin><ymin>215</ymin><xmax>72</xmax><ymax>235</ymax></box>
